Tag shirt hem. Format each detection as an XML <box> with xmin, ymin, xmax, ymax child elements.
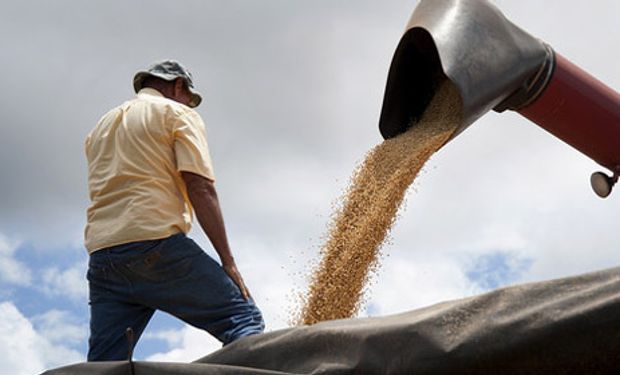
<box><xmin>86</xmin><ymin>229</ymin><xmax>187</xmax><ymax>254</ymax></box>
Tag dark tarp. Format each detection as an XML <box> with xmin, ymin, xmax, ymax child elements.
<box><xmin>42</xmin><ymin>266</ymin><xmax>620</xmax><ymax>375</ymax></box>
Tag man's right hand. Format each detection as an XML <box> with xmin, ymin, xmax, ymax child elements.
<box><xmin>223</xmin><ymin>261</ymin><xmax>251</xmax><ymax>300</ymax></box>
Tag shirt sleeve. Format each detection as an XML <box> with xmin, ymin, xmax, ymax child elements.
<box><xmin>172</xmin><ymin>109</ymin><xmax>216</xmax><ymax>181</ymax></box>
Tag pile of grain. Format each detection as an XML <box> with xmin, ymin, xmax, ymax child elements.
<box><xmin>297</xmin><ymin>81</ymin><xmax>462</xmax><ymax>325</ymax></box>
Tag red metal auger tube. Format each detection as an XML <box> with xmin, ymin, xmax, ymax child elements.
<box><xmin>519</xmin><ymin>53</ymin><xmax>620</xmax><ymax>174</ymax></box>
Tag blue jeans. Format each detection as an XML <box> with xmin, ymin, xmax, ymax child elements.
<box><xmin>87</xmin><ymin>233</ymin><xmax>265</xmax><ymax>361</ymax></box>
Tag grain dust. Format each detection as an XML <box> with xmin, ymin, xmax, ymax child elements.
<box><xmin>296</xmin><ymin>81</ymin><xmax>462</xmax><ymax>325</ymax></box>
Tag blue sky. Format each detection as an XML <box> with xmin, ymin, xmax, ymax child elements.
<box><xmin>466</xmin><ymin>252</ymin><xmax>533</xmax><ymax>291</ymax></box>
<box><xmin>2</xmin><ymin>1</ymin><xmax>620</xmax><ymax>373</ymax></box>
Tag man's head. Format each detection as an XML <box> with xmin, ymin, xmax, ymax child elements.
<box><xmin>133</xmin><ymin>60</ymin><xmax>202</xmax><ymax>108</ymax></box>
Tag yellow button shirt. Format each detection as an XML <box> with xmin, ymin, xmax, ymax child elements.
<box><xmin>84</xmin><ymin>88</ymin><xmax>215</xmax><ymax>253</ymax></box>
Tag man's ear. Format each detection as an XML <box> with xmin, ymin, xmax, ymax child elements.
<box><xmin>173</xmin><ymin>78</ymin><xmax>184</xmax><ymax>95</ymax></box>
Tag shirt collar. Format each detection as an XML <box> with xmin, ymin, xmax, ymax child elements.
<box><xmin>137</xmin><ymin>87</ymin><xmax>164</xmax><ymax>98</ymax></box>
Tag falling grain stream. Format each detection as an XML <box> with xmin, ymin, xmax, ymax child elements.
<box><xmin>298</xmin><ymin>81</ymin><xmax>462</xmax><ymax>325</ymax></box>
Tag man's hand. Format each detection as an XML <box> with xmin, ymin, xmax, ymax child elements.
<box><xmin>182</xmin><ymin>171</ymin><xmax>252</xmax><ymax>300</ymax></box>
<box><xmin>222</xmin><ymin>262</ymin><xmax>251</xmax><ymax>300</ymax></box>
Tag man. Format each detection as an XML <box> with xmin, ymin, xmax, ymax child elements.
<box><xmin>84</xmin><ymin>60</ymin><xmax>264</xmax><ymax>361</ymax></box>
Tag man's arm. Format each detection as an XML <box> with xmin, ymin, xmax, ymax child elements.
<box><xmin>181</xmin><ymin>171</ymin><xmax>251</xmax><ymax>300</ymax></box>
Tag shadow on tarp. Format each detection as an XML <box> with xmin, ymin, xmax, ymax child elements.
<box><xmin>43</xmin><ymin>266</ymin><xmax>620</xmax><ymax>375</ymax></box>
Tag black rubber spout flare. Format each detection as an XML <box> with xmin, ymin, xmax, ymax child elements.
<box><xmin>378</xmin><ymin>28</ymin><xmax>444</xmax><ymax>140</ymax></box>
<box><xmin>378</xmin><ymin>0</ymin><xmax>551</xmax><ymax>141</ymax></box>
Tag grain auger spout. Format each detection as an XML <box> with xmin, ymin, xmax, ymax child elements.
<box><xmin>379</xmin><ymin>0</ymin><xmax>620</xmax><ymax>198</ymax></box>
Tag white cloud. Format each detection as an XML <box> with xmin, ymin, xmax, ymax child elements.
<box><xmin>0</xmin><ymin>233</ymin><xmax>31</xmax><ymax>286</ymax></box>
<box><xmin>368</xmin><ymin>255</ymin><xmax>480</xmax><ymax>316</ymax></box>
<box><xmin>32</xmin><ymin>309</ymin><xmax>88</xmax><ymax>346</ymax></box>
<box><xmin>143</xmin><ymin>328</ymin><xmax>185</xmax><ymax>348</ymax></box>
<box><xmin>145</xmin><ymin>326</ymin><xmax>222</xmax><ymax>362</ymax></box>
<box><xmin>0</xmin><ymin>301</ymin><xmax>84</xmax><ymax>375</ymax></box>
<box><xmin>41</xmin><ymin>262</ymin><xmax>88</xmax><ymax>302</ymax></box>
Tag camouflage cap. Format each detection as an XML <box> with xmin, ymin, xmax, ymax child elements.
<box><xmin>133</xmin><ymin>60</ymin><xmax>202</xmax><ymax>108</ymax></box>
